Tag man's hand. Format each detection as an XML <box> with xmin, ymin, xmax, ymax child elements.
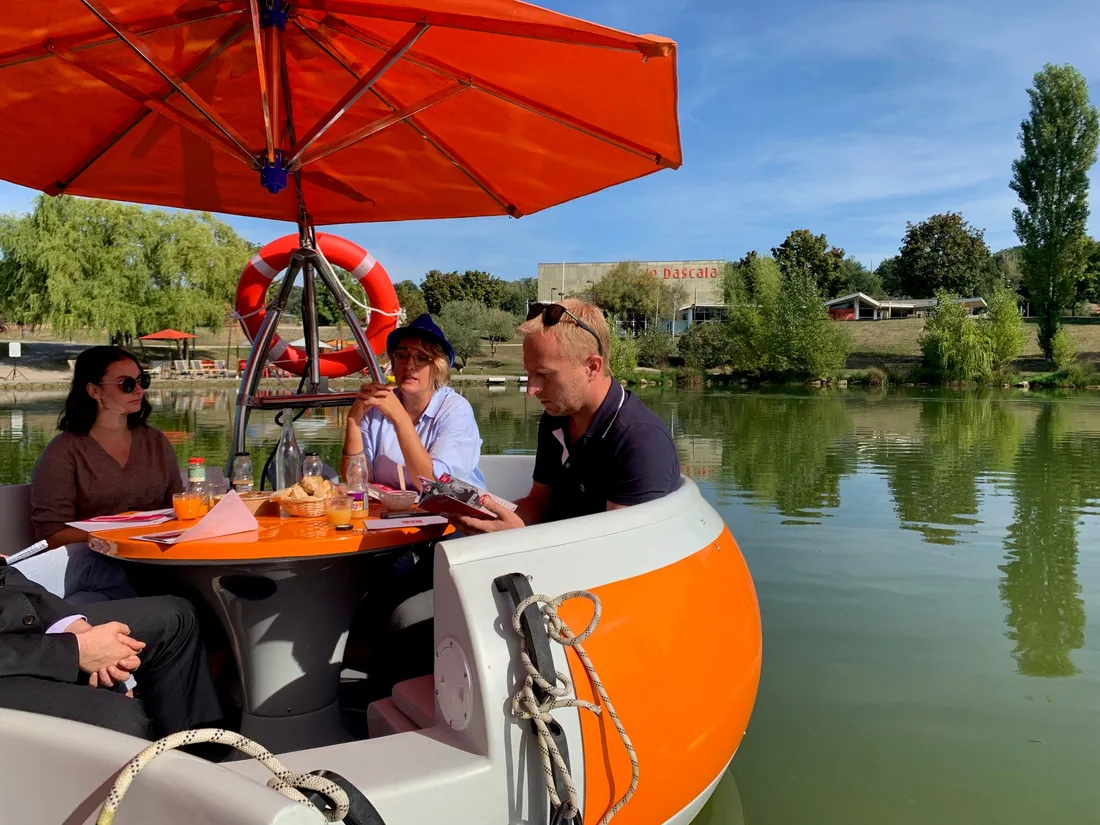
<box><xmin>74</xmin><ymin>622</ymin><xmax>145</xmax><ymax>676</ymax></box>
<box><xmin>455</xmin><ymin>496</ymin><xmax>526</xmax><ymax>534</ymax></box>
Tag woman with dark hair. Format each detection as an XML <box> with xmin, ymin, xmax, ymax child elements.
<box><xmin>21</xmin><ymin>346</ymin><xmax>184</xmax><ymax>604</ymax></box>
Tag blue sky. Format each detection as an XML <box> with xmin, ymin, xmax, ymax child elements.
<box><xmin>2</xmin><ymin>0</ymin><xmax>1100</xmax><ymax>282</ymax></box>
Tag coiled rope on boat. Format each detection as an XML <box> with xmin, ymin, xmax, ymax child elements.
<box><xmin>95</xmin><ymin>728</ymin><xmax>349</xmax><ymax>825</ymax></box>
<box><xmin>509</xmin><ymin>591</ymin><xmax>639</xmax><ymax>825</ymax></box>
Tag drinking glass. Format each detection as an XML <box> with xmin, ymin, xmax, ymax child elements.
<box><xmin>325</xmin><ymin>494</ymin><xmax>353</xmax><ymax>528</ymax></box>
<box><xmin>173</xmin><ymin>491</ymin><xmax>203</xmax><ymax>520</ymax></box>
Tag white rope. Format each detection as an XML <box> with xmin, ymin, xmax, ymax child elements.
<box><xmin>510</xmin><ymin>591</ymin><xmax>639</xmax><ymax>825</ymax></box>
<box><xmin>95</xmin><ymin>728</ymin><xmax>349</xmax><ymax>825</ymax></box>
<box><xmin>314</xmin><ymin>247</ymin><xmax>404</xmax><ymax>318</ymax></box>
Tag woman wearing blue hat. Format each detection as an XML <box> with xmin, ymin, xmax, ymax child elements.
<box><xmin>341</xmin><ymin>313</ymin><xmax>486</xmax><ymax>490</ymax></box>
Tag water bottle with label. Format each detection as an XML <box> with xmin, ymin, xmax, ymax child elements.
<box><xmin>345</xmin><ymin>453</ymin><xmax>369</xmax><ymax>518</ymax></box>
<box><xmin>274</xmin><ymin>410</ymin><xmax>301</xmax><ymax>490</ymax></box>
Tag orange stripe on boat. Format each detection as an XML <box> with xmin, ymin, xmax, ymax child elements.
<box><xmin>558</xmin><ymin>527</ymin><xmax>761</xmax><ymax>825</ymax></box>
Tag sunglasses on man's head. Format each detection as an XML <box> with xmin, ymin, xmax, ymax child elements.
<box><xmin>102</xmin><ymin>372</ymin><xmax>151</xmax><ymax>394</ymax></box>
<box><xmin>526</xmin><ymin>302</ymin><xmax>604</xmax><ymax>357</ymax></box>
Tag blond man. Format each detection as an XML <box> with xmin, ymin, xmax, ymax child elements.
<box><xmin>457</xmin><ymin>299</ymin><xmax>680</xmax><ymax>534</ymax></box>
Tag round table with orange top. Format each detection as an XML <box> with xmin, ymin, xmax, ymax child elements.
<box><xmin>88</xmin><ymin>507</ymin><xmax>453</xmax><ymax>754</ymax></box>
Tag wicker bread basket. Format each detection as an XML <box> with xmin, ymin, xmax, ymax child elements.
<box><xmin>273</xmin><ymin>489</ymin><xmax>328</xmax><ymax>518</ymax></box>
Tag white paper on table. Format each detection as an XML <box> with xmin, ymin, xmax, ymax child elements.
<box><xmin>67</xmin><ymin>508</ymin><xmax>175</xmax><ymax>533</ymax></box>
<box><xmin>364</xmin><ymin>515</ymin><xmax>448</xmax><ymax>530</ymax></box>
<box><xmin>131</xmin><ymin>491</ymin><xmax>259</xmax><ymax>545</ymax></box>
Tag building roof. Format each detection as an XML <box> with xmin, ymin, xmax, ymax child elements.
<box><xmin>677</xmin><ymin>303</ymin><xmax>727</xmax><ymax>311</ymax></box>
<box><xmin>824</xmin><ymin>293</ymin><xmax>988</xmax><ymax>310</ymax></box>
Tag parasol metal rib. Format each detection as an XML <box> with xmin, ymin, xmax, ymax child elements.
<box><xmin>321</xmin><ymin>15</ymin><xmax>674</xmax><ymax>167</ymax></box>
<box><xmin>145</xmin><ymin>100</ymin><xmax>258</xmax><ymax>166</ymax></box>
<box><xmin>77</xmin><ymin>0</ymin><xmax>256</xmax><ymax>164</ymax></box>
<box><xmin>249</xmin><ymin>0</ymin><xmax>276</xmax><ymax>163</ymax></box>
<box><xmin>49</xmin><ymin>22</ymin><xmax>250</xmax><ymax>194</ymax></box>
<box><xmin>295</xmin><ymin>20</ymin><xmax>520</xmax><ymax>216</ymax></box>
<box><xmin>287</xmin><ymin>21</ymin><xmax>428</xmax><ymax>169</ymax></box>
<box><xmin>296</xmin><ymin>0</ymin><xmax>673</xmax><ymax>58</ymax></box>
<box><xmin>295</xmin><ymin>81</ymin><xmax>468</xmax><ymax>169</ymax></box>
<box><xmin>48</xmin><ymin>45</ymin><xmax>152</xmax><ymax>103</ymax></box>
<box><xmin>0</xmin><ymin>8</ymin><xmax>245</xmax><ymax>71</ymax></box>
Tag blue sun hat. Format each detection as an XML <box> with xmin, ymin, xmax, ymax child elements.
<box><xmin>386</xmin><ymin>313</ymin><xmax>456</xmax><ymax>367</ymax></box>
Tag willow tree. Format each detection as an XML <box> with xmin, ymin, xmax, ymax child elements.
<box><xmin>1010</xmin><ymin>63</ymin><xmax>1100</xmax><ymax>360</ymax></box>
<box><xmin>0</xmin><ymin>195</ymin><xmax>253</xmax><ymax>346</ymax></box>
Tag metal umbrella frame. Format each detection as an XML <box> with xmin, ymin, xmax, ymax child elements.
<box><xmin>0</xmin><ymin>1</ymin><xmax>682</xmax><ymax>462</ymax></box>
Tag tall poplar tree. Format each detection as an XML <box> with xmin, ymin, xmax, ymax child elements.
<box><xmin>1010</xmin><ymin>63</ymin><xmax>1099</xmax><ymax>360</ymax></box>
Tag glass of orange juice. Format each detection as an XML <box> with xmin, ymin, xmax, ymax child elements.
<box><xmin>173</xmin><ymin>491</ymin><xmax>203</xmax><ymax>520</ymax></box>
<box><xmin>325</xmin><ymin>494</ymin><xmax>353</xmax><ymax>528</ymax></box>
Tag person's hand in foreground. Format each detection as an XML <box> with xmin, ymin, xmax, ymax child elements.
<box><xmin>69</xmin><ymin>620</ymin><xmax>144</xmax><ymax>688</ymax></box>
<box><xmin>455</xmin><ymin>495</ymin><xmax>526</xmax><ymax>534</ymax></box>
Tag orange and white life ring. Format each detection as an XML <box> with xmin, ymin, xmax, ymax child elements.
<box><xmin>235</xmin><ymin>233</ymin><xmax>400</xmax><ymax>379</ymax></box>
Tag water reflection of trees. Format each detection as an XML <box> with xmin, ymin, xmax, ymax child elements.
<box><xmin>672</xmin><ymin>391</ymin><xmax>857</xmax><ymax>520</ymax></box>
<box><xmin>862</xmin><ymin>397</ymin><xmax>1022</xmax><ymax>545</ymax></box>
<box><xmin>999</xmin><ymin>405</ymin><xmax>1098</xmax><ymax>678</ymax></box>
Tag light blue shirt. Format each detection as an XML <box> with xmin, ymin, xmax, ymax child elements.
<box><xmin>359</xmin><ymin>385</ymin><xmax>486</xmax><ymax>489</ymax></box>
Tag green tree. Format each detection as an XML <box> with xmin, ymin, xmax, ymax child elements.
<box><xmin>984</xmin><ymin>247</ymin><xmax>1023</xmax><ymax>297</ymax></box>
<box><xmin>983</xmin><ymin>283</ymin><xmax>1025</xmax><ymax>374</ymax></box>
<box><xmin>482</xmin><ymin>307</ymin><xmax>518</xmax><ymax>355</ymax></box>
<box><xmin>896</xmin><ymin>212</ymin><xmax>991</xmax><ymax>298</ymax></box>
<box><xmin>1011</xmin><ymin>63</ymin><xmax>1100</xmax><ymax>360</ymax></box>
<box><xmin>0</xmin><ymin>196</ymin><xmax>251</xmax><ymax>345</ymax></box>
<box><xmin>437</xmin><ymin>301</ymin><xmax>487</xmax><ymax>369</ymax></box>
<box><xmin>498</xmin><ymin>277</ymin><xmax>537</xmax><ymax>317</ymax></box>
<box><xmin>422</xmin><ymin>269</ymin><xmax>463</xmax><ymax>314</ymax></box>
<box><xmin>637</xmin><ymin>328</ymin><xmax>676</xmax><ymax>368</ymax></box>
<box><xmin>457</xmin><ymin>269</ymin><xmax>503</xmax><ymax>307</ymax></box>
<box><xmin>876</xmin><ymin>255</ymin><xmax>903</xmax><ymax>296</ymax></box>
<box><xmin>919</xmin><ymin>290</ymin><xmax>993</xmax><ymax>382</ymax></box>
<box><xmin>723</xmin><ymin>254</ymin><xmax>849</xmax><ymax>378</ymax></box>
<box><xmin>678</xmin><ymin>321</ymin><xmax>729</xmax><ymax>371</ymax></box>
<box><xmin>841</xmin><ymin>256</ymin><xmax>883</xmax><ymax>296</ymax></box>
<box><xmin>608</xmin><ymin>327</ymin><xmax>638</xmax><ymax>376</ymax></box>
<box><xmin>394</xmin><ymin>279</ymin><xmax>428</xmax><ymax>322</ymax></box>
<box><xmin>772</xmin><ymin>229</ymin><xmax>846</xmax><ymax>298</ymax></box>
<box><xmin>584</xmin><ymin>261</ymin><xmax>672</xmax><ymax>330</ymax></box>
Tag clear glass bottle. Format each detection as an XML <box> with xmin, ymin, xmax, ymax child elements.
<box><xmin>345</xmin><ymin>453</ymin><xmax>369</xmax><ymax>518</ymax></box>
<box><xmin>302</xmin><ymin>451</ymin><xmax>323</xmax><ymax>479</ymax></box>
<box><xmin>274</xmin><ymin>410</ymin><xmax>301</xmax><ymax>490</ymax></box>
<box><xmin>231</xmin><ymin>452</ymin><xmax>254</xmax><ymax>493</ymax></box>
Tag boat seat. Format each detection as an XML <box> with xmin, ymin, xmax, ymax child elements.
<box><xmin>366</xmin><ymin>697</ymin><xmax>419</xmax><ymax>738</ymax></box>
<box><xmin>392</xmin><ymin>674</ymin><xmax>435</xmax><ymax>729</ymax></box>
<box><xmin>366</xmin><ymin>675</ymin><xmax>435</xmax><ymax>737</ymax></box>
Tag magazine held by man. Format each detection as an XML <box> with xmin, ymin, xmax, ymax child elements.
<box><xmin>415</xmin><ymin>474</ymin><xmax>517</xmax><ymax>520</ymax></box>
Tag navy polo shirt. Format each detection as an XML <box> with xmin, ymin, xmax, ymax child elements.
<box><xmin>532</xmin><ymin>382</ymin><xmax>681</xmax><ymax>522</ymax></box>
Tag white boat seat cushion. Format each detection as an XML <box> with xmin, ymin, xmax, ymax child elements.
<box><xmin>392</xmin><ymin>675</ymin><xmax>435</xmax><ymax>729</ymax></box>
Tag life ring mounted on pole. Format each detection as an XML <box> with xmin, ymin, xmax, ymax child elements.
<box><xmin>235</xmin><ymin>233</ymin><xmax>400</xmax><ymax>379</ymax></box>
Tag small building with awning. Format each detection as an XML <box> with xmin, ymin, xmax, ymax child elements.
<box><xmin>825</xmin><ymin>293</ymin><xmax>987</xmax><ymax>320</ymax></box>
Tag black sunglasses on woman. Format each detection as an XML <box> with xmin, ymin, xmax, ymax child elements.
<box><xmin>526</xmin><ymin>303</ymin><xmax>604</xmax><ymax>357</ymax></box>
<box><xmin>101</xmin><ymin>372</ymin><xmax>152</xmax><ymax>394</ymax></box>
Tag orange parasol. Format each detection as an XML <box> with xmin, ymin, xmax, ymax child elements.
<box><xmin>0</xmin><ymin>1</ymin><xmax>682</xmax><ymax>225</ymax></box>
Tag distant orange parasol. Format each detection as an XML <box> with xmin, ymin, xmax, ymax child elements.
<box><xmin>139</xmin><ymin>329</ymin><xmax>196</xmax><ymax>340</ymax></box>
<box><xmin>0</xmin><ymin>1</ymin><xmax>682</xmax><ymax>225</ymax></box>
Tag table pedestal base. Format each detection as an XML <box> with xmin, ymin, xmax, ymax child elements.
<box><xmin>237</xmin><ymin>701</ymin><xmax>352</xmax><ymax>756</ymax></box>
<box><xmin>174</xmin><ymin>556</ymin><xmax>372</xmax><ymax>754</ymax></box>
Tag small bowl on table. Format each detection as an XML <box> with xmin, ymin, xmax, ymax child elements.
<box><xmin>378</xmin><ymin>490</ymin><xmax>418</xmax><ymax>513</ymax></box>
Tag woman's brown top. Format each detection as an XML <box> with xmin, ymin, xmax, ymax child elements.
<box><xmin>30</xmin><ymin>426</ymin><xmax>185</xmax><ymax>541</ymax></box>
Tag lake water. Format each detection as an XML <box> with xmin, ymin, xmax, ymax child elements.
<box><xmin>2</xmin><ymin>385</ymin><xmax>1099</xmax><ymax>824</ymax></box>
